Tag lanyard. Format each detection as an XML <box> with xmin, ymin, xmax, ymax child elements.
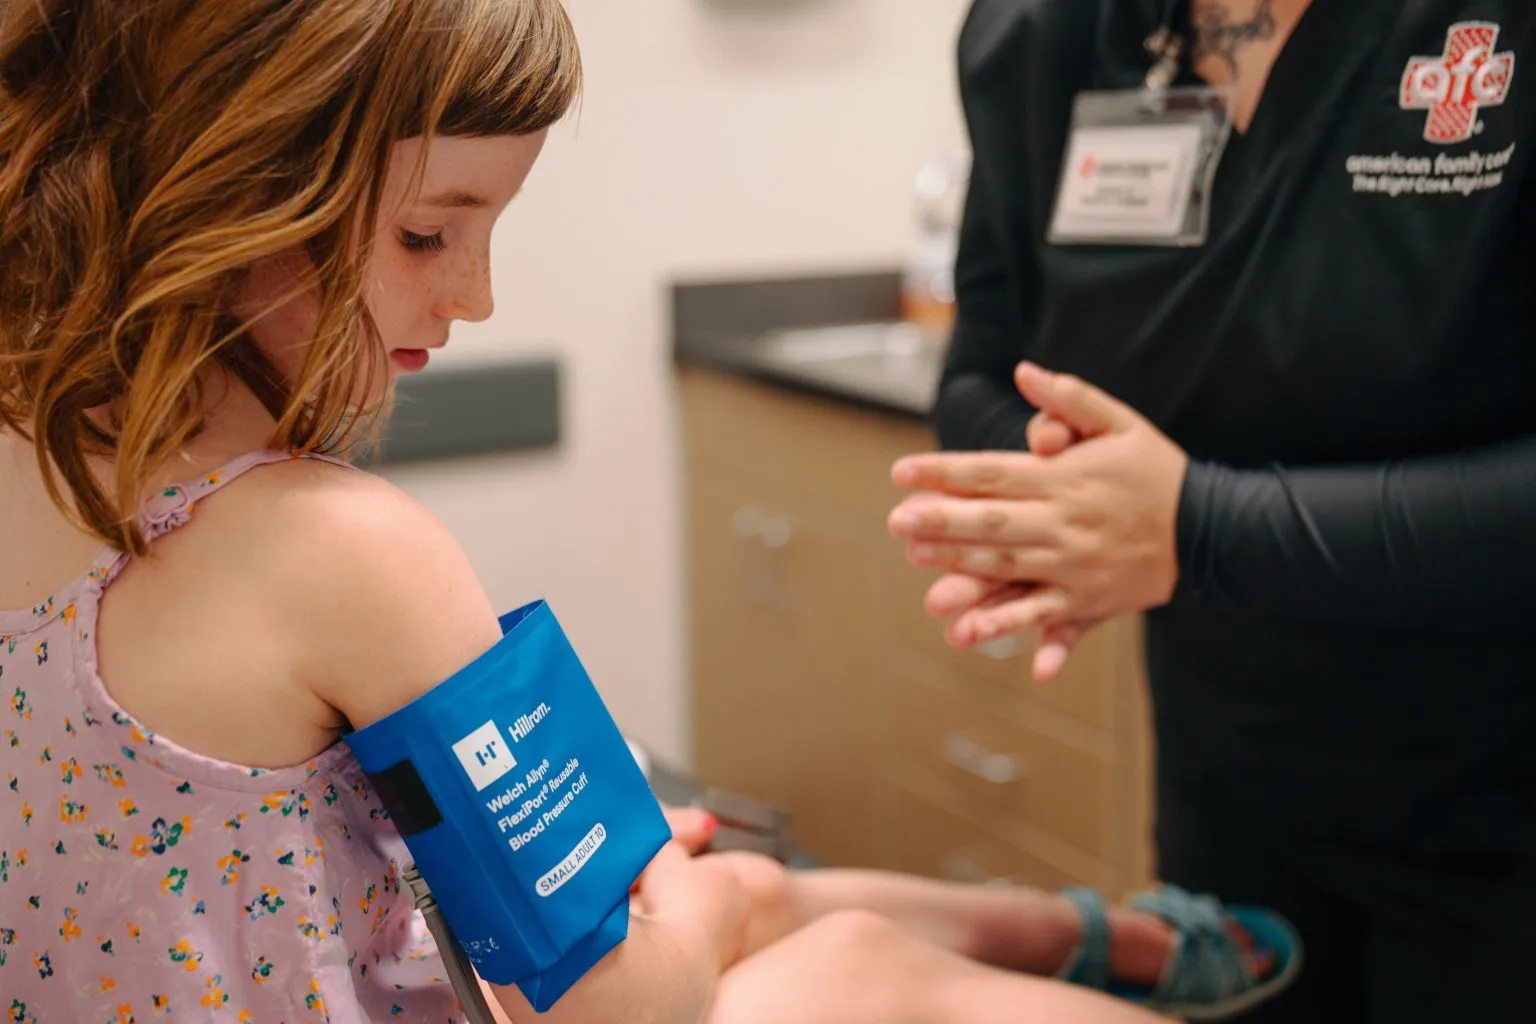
<box><xmin>1144</xmin><ymin>0</ymin><xmax>1188</xmax><ymax>89</ymax></box>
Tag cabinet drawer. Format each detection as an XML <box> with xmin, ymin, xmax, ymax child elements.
<box><xmin>1027</xmin><ymin>622</ymin><xmax>1124</xmax><ymax>732</ymax></box>
<box><xmin>689</xmin><ymin>479</ymin><xmax>798</xmax><ymax>811</ymax></box>
<box><xmin>879</xmin><ymin>670</ymin><xmax>1112</xmax><ymax>860</ymax></box>
<box><xmin>873</xmin><ymin>774</ymin><xmax>1090</xmax><ymax>891</ymax></box>
<box><xmin>680</xmin><ymin>370</ymin><xmax>917</xmax><ymax>530</ymax></box>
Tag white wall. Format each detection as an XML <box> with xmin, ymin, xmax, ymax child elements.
<box><xmin>381</xmin><ymin>0</ymin><xmax>971</xmax><ymax>769</ymax></box>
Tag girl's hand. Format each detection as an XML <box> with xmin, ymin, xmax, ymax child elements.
<box><xmin>662</xmin><ymin>805</ymin><xmax>719</xmax><ymax>855</ymax></box>
<box><xmin>634</xmin><ymin>841</ymin><xmax>751</xmax><ymax>972</ymax></box>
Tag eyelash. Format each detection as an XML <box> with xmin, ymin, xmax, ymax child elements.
<box><xmin>400</xmin><ymin>229</ymin><xmax>447</xmax><ymax>254</ymax></box>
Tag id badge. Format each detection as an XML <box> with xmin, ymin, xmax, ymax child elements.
<box><xmin>1047</xmin><ymin>87</ymin><xmax>1233</xmax><ymax>248</ymax></box>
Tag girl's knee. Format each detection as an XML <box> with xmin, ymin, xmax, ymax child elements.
<box><xmin>709</xmin><ymin>910</ymin><xmax>934</xmax><ymax>1024</ymax></box>
<box><xmin>787</xmin><ymin>911</ymin><xmax>947</xmax><ymax>1022</ymax></box>
<box><xmin>800</xmin><ymin>909</ymin><xmax>930</xmax><ymax>974</ymax></box>
<box><xmin>706</xmin><ymin>851</ymin><xmax>806</xmax><ymax>960</ymax></box>
<box><xmin>710</xmin><ymin>851</ymin><xmax>797</xmax><ymax>920</ymax></box>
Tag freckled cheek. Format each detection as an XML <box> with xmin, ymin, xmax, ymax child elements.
<box><xmin>365</xmin><ymin>256</ymin><xmax>433</xmax><ymax>345</ymax></box>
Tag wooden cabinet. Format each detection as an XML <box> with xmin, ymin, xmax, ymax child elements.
<box><xmin>681</xmin><ymin>369</ymin><xmax>1156</xmax><ymax>899</ymax></box>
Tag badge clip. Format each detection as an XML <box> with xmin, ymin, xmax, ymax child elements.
<box><xmin>1143</xmin><ymin>27</ymin><xmax>1186</xmax><ymax>92</ymax></box>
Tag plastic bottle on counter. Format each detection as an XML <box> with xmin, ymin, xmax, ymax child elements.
<box><xmin>901</xmin><ymin>154</ymin><xmax>971</xmax><ymax>346</ymax></box>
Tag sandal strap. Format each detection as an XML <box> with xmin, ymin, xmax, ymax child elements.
<box><xmin>1127</xmin><ymin>885</ymin><xmax>1260</xmax><ymax>1005</ymax></box>
<box><xmin>1056</xmin><ymin>885</ymin><xmax>1113</xmax><ymax>990</ymax></box>
<box><xmin>1054</xmin><ymin>884</ymin><xmax>1303</xmax><ymax>1020</ymax></box>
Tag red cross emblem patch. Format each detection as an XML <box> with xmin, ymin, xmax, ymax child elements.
<box><xmin>1400</xmin><ymin>21</ymin><xmax>1516</xmax><ymax>145</ymax></box>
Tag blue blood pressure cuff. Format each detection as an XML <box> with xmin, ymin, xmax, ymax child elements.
<box><xmin>346</xmin><ymin>600</ymin><xmax>671</xmax><ymax>1012</ymax></box>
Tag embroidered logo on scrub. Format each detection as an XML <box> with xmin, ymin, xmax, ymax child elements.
<box><xmin>1401</xmin><ymin>21</ymin><xmax>1516</xmax><ymax>144</ymax></box>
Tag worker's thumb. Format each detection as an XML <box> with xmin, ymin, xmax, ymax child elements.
<box><xmin>1014</xmin><ymin>362</ymin><xmax>1137</xmax><ymax>438</ymax></box>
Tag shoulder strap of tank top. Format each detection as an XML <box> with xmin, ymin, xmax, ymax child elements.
<box><xmin>137</xmin><ymin>449</ymin><xmax>354</xmax><ymax>545</ymax></box>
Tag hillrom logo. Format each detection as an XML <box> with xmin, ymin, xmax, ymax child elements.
<box><xmin>1401</xmin><ymin>21</ymin><xmax>1516</xmax><ymax>145</ymax></box>
<box><xmin>453</xmin><ymin>720</ymin><xmax>517</xmax><ymax>791</ymax></box>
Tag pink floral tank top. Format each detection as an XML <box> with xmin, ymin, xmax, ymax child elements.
<box><xmin>0</xmin><ymin>451</ymin><xmax>466</xmax><ymax>1023</ymax></box>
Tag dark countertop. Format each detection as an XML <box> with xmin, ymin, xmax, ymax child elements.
<box><xmin>671</xmin><ymin>270</ymin><xmax>945</xmax><ymax>420</ymax></box>
<box><xmin>645</xmin><ymin>756</ymin><xmax>710</xmax><ymax>808</ymax></box>
<box><xmin>645</xmin><ymin>754</ymin><xmax>819</xmax><ymax>870</ymax></box>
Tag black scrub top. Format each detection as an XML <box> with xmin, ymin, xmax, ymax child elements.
<box><xmin>938</xmin><ymin>0</ymin><xmax>1536</xmax><ymax>858</ymax></box>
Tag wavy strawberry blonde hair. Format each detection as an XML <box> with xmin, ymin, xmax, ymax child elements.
<box><xmin>0</xmin><ymin>0</ymin><xmax>580</xmax><ymax>553</ymax></box>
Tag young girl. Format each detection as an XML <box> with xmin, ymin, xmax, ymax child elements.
<box><xmin>0</xmin><ymin>1</ymin><xmax>1296</xmax><ymax>1022</ymax></box>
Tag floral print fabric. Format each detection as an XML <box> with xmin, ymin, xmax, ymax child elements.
<box><xmin>0</xmin><ymin>452</ymin><xmax>465</xmax><ymax>1023</ymax></box>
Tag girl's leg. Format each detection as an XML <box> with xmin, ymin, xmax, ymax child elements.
<box><xmin>713</xmin><ymin>852</ymin><xmax>1175</xmax><ymax>983</ymax></box>
<box><xmin>705</xmin><ymin>908</ymin><xmax>1173</xmax><ymax>1024</ymax></box>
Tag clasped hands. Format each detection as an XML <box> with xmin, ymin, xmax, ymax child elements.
<box><xmin>887</xmin><ymin>363</ymin><xmax>1189</xmax><ymax>682</ymax></box>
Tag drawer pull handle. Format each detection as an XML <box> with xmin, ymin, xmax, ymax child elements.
<box><xmin>758</xmin><ymin>516</ymin><xmax>792</xmax><ymax>549</ymax></box>
<box><xmin>732</xmin><ymin>505</ymin><xmax>765</xmax><ymax>538</ymax></box>
<box><xmin>974</xmin><ymin>636</ymin><xmax>1020</xmax><ymax>660</ymax></box>
<box><xmin>942</xmin><ymin>732</ymin><xmax>1022</xmax><ymax>785</ymax></box>
<box><xmin>941</xmin><ymin>851</ymin><xmax>1019</xmax><ymax>889</ymax></box>
<box><xmin>732</xmin><ymin>506</ymin><xmax>792</xmax><ymax>549</ymax></box>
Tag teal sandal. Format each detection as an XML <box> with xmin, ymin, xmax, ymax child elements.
<box><xmin>1056</xmin><ymin>885</ymin><xmax>1303</xmax><ymax>1021</ymax></box>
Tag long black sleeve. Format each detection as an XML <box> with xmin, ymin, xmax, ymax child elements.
<box><xmin>932</xmin><ymin>160</ymin><xmax>1036</xmax><ymax>452</ymax></box>
<box><xmin>934</xmin><ymin>0</ymin><xmax>1103</xmax><ymax>453</ymax></box>
<box><xmin>1175</xmin><ymin>438</ymin><xmax>1536</xmax><ymax>628</ymax></box>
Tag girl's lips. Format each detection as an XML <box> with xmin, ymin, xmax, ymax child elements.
<box><xmin>390</xmin><ymin>349</ymin><xmax>430</xmax><ymax>373</ymax></box>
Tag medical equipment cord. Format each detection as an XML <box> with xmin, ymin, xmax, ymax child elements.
<box><xmin>403</xmin><ymin>862</ymin><xmax>500</xmax><ymax>1024</ymax></box>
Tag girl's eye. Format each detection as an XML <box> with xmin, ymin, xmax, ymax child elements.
<box><xmin>400</xmin><ymin>229</ymin><xmax>446</xmax><ymax>254</ymax></box>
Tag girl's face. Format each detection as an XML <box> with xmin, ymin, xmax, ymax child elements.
<box><xmin>235</xmin><ymin>131</ymin><xmax>547</xmax><ymax>387</ymax></box>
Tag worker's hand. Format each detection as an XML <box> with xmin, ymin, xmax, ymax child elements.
<box><xmin>1026</xmin><ymin>405</ymin><xmax>1078</xmax><ymax>457</ymax></box>
<box><xmin>921</xmin><ymin>572</ymin><xmax>1101</xmax><ymax>682</ymax></box>
<box><xmin>889</xmin><ymin>363</ymin><xmax>1187</xmax><ymax>643</ymax></box>
<box><xmin>1021</xmin><ymin>408</ymin><xmax>1102</xmax><ymax>679</ymax></box>
<box><xmin>920</xmin><ymin>405</ymin><xmax>1098</xmax><ymax>682</ymax></box>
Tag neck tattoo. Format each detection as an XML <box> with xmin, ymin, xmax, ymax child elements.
<box><xmin>1191</xmin><ymin>0</ymin><xmax>1278</xmax><ymax>73</ymax></box>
